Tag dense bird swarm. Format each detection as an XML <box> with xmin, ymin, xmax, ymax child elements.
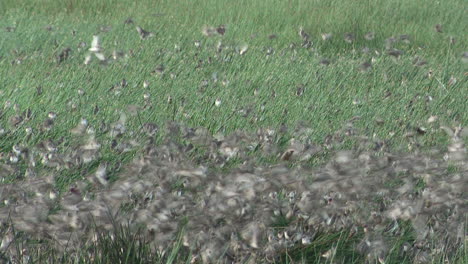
<box><xmin>0</xmin><ymin>121</ymin><xmax>466</xmax><ymax>263</ymax></box>
<box><xmin>0</xmin><ymin>15</ymin><xmax>466</xmax><ymax>262</ymax></box>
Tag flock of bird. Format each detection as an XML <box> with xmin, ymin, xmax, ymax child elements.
<box><xmin>0</xmin><ymin>18</ymin><xmax>466</xmax><ymax>263</ymax></box>
<box><xmin>0</xmin><ymin>119</ymin><xmax>466</xmax><ymax>262</ymax></box>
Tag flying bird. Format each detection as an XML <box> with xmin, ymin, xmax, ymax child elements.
<box><xmin>136</xmin><ymin>26</ymin><xmax>154</xmax><ymax>40</ymax></box>
<box><xmin>89</xmin><ymin>35</ymin><xmax>102</xmax><ymax>52</ymax></box>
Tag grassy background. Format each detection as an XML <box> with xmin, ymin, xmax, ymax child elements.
<box><xmin>0</xmin><ymin>0</ymin><xmax>466</xmax><ymax>262</ymax></box>
<box><xmin>1</xmin><ymin>0</ymin><xmax>466</xmax><ymax>149</ymax></box>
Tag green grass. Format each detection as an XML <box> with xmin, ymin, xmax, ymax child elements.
<box><xmin>0</xmin><ymin>0</ymin><xmax>466</xmax><ymax>263</ymax></box>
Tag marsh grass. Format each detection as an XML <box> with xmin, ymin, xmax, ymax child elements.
<box><xmin>0</xmin><ymin>0</ymin><xmax>466</xmax><ymax>263</ymax></box>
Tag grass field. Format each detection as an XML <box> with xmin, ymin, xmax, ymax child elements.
<box><xmin>0</xmin><ymin>0</ymin><xmax>467</xmax><ymax>263</ymax></box>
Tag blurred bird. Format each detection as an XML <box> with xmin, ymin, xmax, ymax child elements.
<box><xmin>84</xmin><ymin>54</ymin><xmax>92</xmax><ymax>65</ymax></box>
<box><xmin>344</xmin><ymin>33</ymin><xmax>355</xmax><ymax>43</ymax></box>
<box><xmin>461</xmin><ymin>52</ymin><xmax>468</xmax><ymax>64</ymax></box>
<box><xmin>399</xmin><ymin>34</ymin><xmax>411</xmax><ymax>44</ymax></box>
<box><xmin>112</xmin><ymin>50</ymin><xmax>124</xmax><ymax>60</ymax></box>
<box><xmin>124</xmin><ymin>18</ymin><xmax>134</xmax><ymax>24</ymax></box>
<box><xmin>216</xmin><ymin>25</ymin><xmax>226</xmax><ymax>35</ymax></box>
<box><xmin>57</xmin><ymin>48</ymin><xmax>72</xmax><ymax>63</ymax></box>
<box><xmin>238</xmin><ymin>44</ymin><xmax>248</xmax><ymax>55</ymax></box>
<box><xmin>299</xmin><ymin>27</ymin><xmax>310</xmax><ymax>41</ymax></box>
<box><xmin>41</xmin><ymin>118</ymin><xmax>54</xmax><ymax>131</ymax></box>
<box><xmin>5</xmin><ymin>26</ymin><xmax>16</xmax><ymax>32</ymax></box>
<box><xmin>152</xmin><ymin>64</ymin><xmax>165</xmax><ymax>75</ymax></box>
<box><xmin>359</xmin><ymin>61</ymin><xmax>372</xmax><ymax>72</ymax></box>
<box><xmin>136</xmin><ymin>26</ymin><xmax>154</xmax><ymax>40</ymax></box>
<box><xmin>94</xmin><ymin>52</ymin><xmax>106</xmax><ymax>61</ymax></box>
<box><xmin>70</xmin><ymin>118</ymin><xmax>88</xmax><ymax>135</ymax></box>
<box><xmin>89</xmin><ymin>35</ymin><xmax>102</xmax><ymax>52</ymax></box>
<box><xmin>364</xmin><ymin>32</ymin><xmax>375</xmax><ymax>40</ymax></box>
<box><xmin>202</xmin><ymin>26</ymin><xmax>216</xmax><ymax>37</ymax></box>
<box><xmin>412</xmin><ymin>56</ymin><xmax>427</xmax><ymax>67</ymax></box>
<box><xmin>94</xmin><ymin>162</ymin><xmax>108</xmax><ymax>186</ymax></box>
<box><xmin>9</xmin><ymin>114</ymin><xmax>23</xmax><ymax>127</ymax></box>
<box><xmin>321</xmin><ymin>33</ymin><xmax>332</xmax><ymax>41</ymax></box>
<box><xmin>387</xmin><ymin>48</ymin><xmax>403</xmax><ymax>58</ymax></box>
<box><xmin>319</xmin><ymin>59</ymin><xmax>331</xmax><ymax>66</ymax></box>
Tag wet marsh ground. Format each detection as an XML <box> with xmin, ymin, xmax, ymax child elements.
<box><xmin>0</xmin><ymin>0</ymin><xmax>467</xmax><ymax>263</ymax></box>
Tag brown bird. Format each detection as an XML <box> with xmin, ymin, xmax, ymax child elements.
<box><xmin>321</xmin><ymin>33</ymin><xmax>332</xmax><ymax>41</ymax></box>
<box><xmin>136</xmin><ymin>26</ymin><xmax>154</xmax><ymax>40</ymax></box>
<box><xmin>216</xmin><ymin>25</ymin><xmax>226</xmax><ymax>35</ymax></box>
<box><xmin>344</xmin><ymin>33</ymin><xmax>355</xmax><ymax>43</ymax></box>
<box><xmin>57</xmin><ymin>48</ymin><xmax>72</xmax><ymax>63</ymax></box>
<box><xmin>387</xmin><ymin>48</ymin><xmax>403</xmax><ymax>58</ymax></box>
<box><xmin>9</xmin><ymin>115</ymin><xmax>23</xmax><ymax>127</ymax></box>
<box><xmin>124</xmin><ymin>18</ymin><xmax>134</xmax><ymax>24</ymax></box>
<box><xmin>298</xmin><ymin>27</ymin><xmax>310</xmax><ymax>41</ymax></box>
<box><xmin>70</xmin><ymin>118</ymin><xmax>88</xmax><ymax>135</ymax></box>
<box><xmin>364</xmin><ymin>32</ymin><xmax>375</xmax><ymax>40</ymax></box>
<box><xmin>359</xmin><ymin>61</ymin><xmax>372</xmax><ymax>72</ymax></box>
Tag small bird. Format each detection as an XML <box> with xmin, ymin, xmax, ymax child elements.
<box><xmin>5</xmin><ymin>26</ymin><xmax>16</xmax><ymax>32</ymax></box>
<box><xmin>319</xmin><ymin>59</ymin><xmax>330</xmax><ymax>66</ymax></box>
<box><xmin>136</xmin><ymin>26</ymin><xmax>154</xmax><ymax>40</ymax></box>
<box><xmin>45</xmin><ymin>141</ymin><xmax>59</xmax><ymax>154</ymax></box>
<box><xmin>124</xmin><ymin>18</ymin><xmax>134</xmax><ymax>25</ymax></box>
<box><xmin>216</xmin><ymin>41</ymin><xmax>223</xmax><ymax>52</ymax></box>
<box><xmin>359</xmin><ymin>61</ymin><xmax>372</xmax><ymax>72</ymax></box>
<box><xmin>48</xmin><ymin>112</ymin><xmax>57</xmax><ymax>120</ymax></box>
<box><xmin>399</xmin><ymin>34</ymin><xmax>411</xmax><ymax>44</ymax></box>
<box><xmin>387</xmin><ymin>48</ymin><xmax>403</xmax><ymax>58</ymax></box>
<box><xmin>94</xmin><ymin>162</ymin><xmax>108</xmax><ymax>186</ymax></box>
<box><xmin>94</xmin><ymin>52</ymin><xmax>106</xmax><ymax>61</ymax></box>
<box><xmin>216</xmin><ymin>25</ymin><xmax>226</xmax><ymax>35</ymax></box>
<box><xmin>57</xmin><ymin>48</ymin><xmax>72</xmax><ymax>63</ymax></box>
<box><xmin>152</xmin><ymin>65</ymin><xmax>164</xmax><ymax>75</ymax></box>
<box><xmin>412</xmin><ymin>56</ymin><xmax>427</xmax><ymax>67</ymax></box>
<box><xmin>280</xmin><ymin>149</ymin><xmax>295</xmax><ymax>161</ymax></box>
<box><xmin>202</xmin><ymin>26</ymin><xmax>216</xmax><ymax>37</ymax></box>
<box><xmin>238</xmin><ymin>44</ymin><xmax>248</xmax><ymax>55</ymax></box>
<box><xmin>112</xmin><ymin>50</ymin><xmax>124</xmax><ymax>60</ymax></box>
<box><xmin>83</xmin><ymin>54</ymin><xmax>92</xmax><ymax>65</ymax></box>
<box><xmin>296</xmin><ymin>84</ymin><xmax>305</xmax><ymax>96</ymax></box>
<box><xmin>89</xmin><ymin>35</ymin><xmax>102</xmax><ymax>52</ymax></box>
<box><xmin>321</xmin><ymin>33</ymin><xmax>332</xmax><ymax>41</ymax></box>
<box><xmin>344</xmin><ymin>33</ymin><xmax>355</xmax><ymax>43</ymax></box>
<box><xmin>9</xmin><ymin>115</ymin><xmax>23</xmax><ymax>127</ymax></box>
<box><xmin>41</xmin><ymin>118</ymin><xmax>54</xmax><ymax>131</ymax></box>
<box><xmin>364</xmin><ymin>32</ymin><xmax>375</xmax><ymax>40</ymax></box>
<box><xmin>299</xmin><ymin>27</ymin><xmax>310</xmax><ymax>41</ymax></box>
<box><xmin>461</xmin><ymin>52</ymin><xmax>468</xmax><ymax>64</ymax></box>
<box><xmin>70</xmin><ymin>118</ymin><xmax>88</xmax><ymax>135</ymax></box>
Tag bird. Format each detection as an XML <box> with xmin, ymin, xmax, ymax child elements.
<box><xmin>136</xmin><ymin>26</ymin><xmax>154</xmax><ymax>40</ymax></box>
<box><xmin>89</xmin><ymin>35</ymin><xmax>102</xmax><ymax>52</ymax></box>
<box><xmin>216</xmin><ymin>25</ymin><xmax>225</xmax><ymax>35</ymax></box>
<box><xmin>364</xmin><ymin>32</ymin><xmax>375</xmax><ymax>40</ymax></box>
<box><xmin>359</xmin><ymin>61</ymin><xmax>372</xmax><ymax>72</ymax></box>
<box><xmin>321</xmin><ymin>33</ymin><xmax>332</xmax><ymax>41</ymax></box>
<box><xmin>299</xmin><ymin>27</ymin><xmax>310</xmax><ymax>41</ymax></box>
<box><xmin>57</xmin><ymin>48</ymin><xmax>72</xmax><ymax>63</ymax></box>
<box><xmin>344</xmin><ymin>33</ymin><xmax>355</xmax><ymax>43</ymax></box>
<box><xmin>70</xmin><ymin>118</ymin><xmax>88</xmax><ymax>135</ymax></box>
<box><xmin>94</xmin><ymin>52</ymin><xmax>106</xmax><ymax>61</ymax></box>
<box><xmin>94</xmin><ymin>162</ymin><xmax>108</xmax><ymax>186</ymax></box>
